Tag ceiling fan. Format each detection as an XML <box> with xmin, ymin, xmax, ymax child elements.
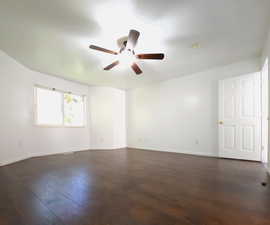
<box><xmin>89</xmin><ymin>29</ymin><xmax>165</xmax><ymax>75</ymax></box>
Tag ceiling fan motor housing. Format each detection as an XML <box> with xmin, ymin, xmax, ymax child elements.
<box><xmin>117</xmin><ymin>36</ymin><xmax>128</xmax><ymax>48</ymax></box>
<box><xmin>118</xmin><ymin>37</ymin><xmax>134</xmax><ymax>53</ymax></box>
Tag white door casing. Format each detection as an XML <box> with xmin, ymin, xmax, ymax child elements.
<box><xmin>219</xmin><ymin>73</ymin><xmax>261</xmax><ymax>161</ymax></box>
<box><xmin>261</xmin><ymin>58</ymin><xmax>268</xmax><ymax>163</ymax></box>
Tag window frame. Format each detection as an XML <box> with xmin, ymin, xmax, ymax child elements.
<box><xmin>34</xmin><ymin>85</ymin><xmax>87</xmax><ymax>128</ymax></box>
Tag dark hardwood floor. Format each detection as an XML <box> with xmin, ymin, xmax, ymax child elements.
<box><xmin>0</xmin><ymin>148</ymin><xmax>270</xmax><ymax>225</ymax></box>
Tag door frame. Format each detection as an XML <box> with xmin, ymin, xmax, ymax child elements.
<box><xmin>261</xmin><ymin>58</ymin><xmax>269</xmax><ymax>163</ymax></box>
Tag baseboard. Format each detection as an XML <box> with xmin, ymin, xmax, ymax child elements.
<box><xmin>0</xmin><ymin>147</ymin><xmax>127</xmax><ymax>167</ymax></box>
<box><xmin>0</xmin><ymin>151</ymin><xmax>77</xmax><ymax>166</ymax></box>
<box><xmin>89</xmin><ymin>147</ymin><xmax>127</xmax><ymax>150</ymax></box>
<box><xmin>26</xmin><ymin>148</ymin><xmax>126</xmax><ymax>161</ymax></box>
<box><xmin>127</xmin><ymin>146</ymin><xmax>217</xmax><ymax>158</ymax></box>
<box><xmin>0</xmin><ymin>155</ymin><xmax>31</xmax><ymax>167</ymax></box>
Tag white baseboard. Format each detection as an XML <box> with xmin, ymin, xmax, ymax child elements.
<box><xmin>127</xmin><ymin>146</ymin><xmax>218</xmax><ymax>158</ymax></box>
<box><xmin>0</xmin><ymin>155</ymin><xmax>31</xmax><ymax>167</ymax></box>
<box><xmin>89</xmin><ymin>146</ymin><xmax>127</xmax><ymax>150</ymax></box>
<box><xmin>0</xmin><ymin>147</ymin><xmax>127</xmax><ymax>167</ymax></box>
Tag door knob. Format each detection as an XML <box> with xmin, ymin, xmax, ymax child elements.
<box><xmin>219</xmin><ymin>121</ymin><xmax>223</xmax><ymax>125</ymax></box>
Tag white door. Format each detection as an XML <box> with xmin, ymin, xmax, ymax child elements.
<box><xmin>218</xmin><ymin>73</ymin><xmax>261</xmax><ymax>161</ymax></box>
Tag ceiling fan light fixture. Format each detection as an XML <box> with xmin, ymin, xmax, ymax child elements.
<box><xmin>118</xmin><ymin>50</ymin><xmax>135</xmax><ymax>66</ymax></box>
<box><xmin>89</xmin><ymin>29</ymin><xmax>165</xmax><ymax>75</ymax></box>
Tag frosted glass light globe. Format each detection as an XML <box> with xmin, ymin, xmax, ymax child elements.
<box><xmin>118</xmin><ymin>50</ymin><xmax>135</xmax><ymax>66</ymax></box>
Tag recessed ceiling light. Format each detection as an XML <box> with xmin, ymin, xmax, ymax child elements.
<box><xmin>191</xmin><ymin>43</ymin><xmax>201</xmax><ymax>49</ymax></box>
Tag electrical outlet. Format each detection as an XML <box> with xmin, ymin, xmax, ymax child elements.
<box><xmin>195</xmin><ymin>139</ymin><xmax>199</xmax><ymax>145</ymax></box>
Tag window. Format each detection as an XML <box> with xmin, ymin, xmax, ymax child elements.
<box><xmin>35</xmin><ymin>86</ymin><xmax>86</xmax><ymax>127</ymax></box>
<box><xmin>63</xmin><ymin>93</ymin><xmax>85</xmax><ymax>127</ymax></box>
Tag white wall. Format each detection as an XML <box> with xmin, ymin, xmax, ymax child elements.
<box><xmin>0</xmin><ymin>50</ymin><xmax>126</xmax><ymax>166</ymax></box>
<box><xmin>0</xmin><ymin>46</ymin><xmax>264</xmax><ymax>166</ymax></box>
<box><xmin>127</xmin><ymin>58</ymin><xmax>260</xmax><ymax>157</ymax></box>
<box><xmin>89</xmin><ymin>87</ymin><xmax>126</xmax><ymax>149</ymax></box>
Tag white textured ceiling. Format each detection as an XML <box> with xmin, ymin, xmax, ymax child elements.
<box><xmin>0</xmin><ymin>0</ymin><xmax>270</xmax><ymax>89</ymax></box>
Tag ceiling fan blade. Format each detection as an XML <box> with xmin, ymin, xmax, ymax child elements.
<box><xmin>126</xmin><ymin>30</ymin><xmax>140</xmax><ymax>50</ymax></box>
<box><xmin>89</xmin><ymin>45</ymin><xmax>118</xmax><ymax>55</ymax></box>
<box><xmin>136</xmin><ymin>53</ymin><xmax>165</xmax><ymax>60</ymax></box>
<box><xmin>104</xmin><ymin>60</ymin><xmax>120</xmax><ymax>70</ymax></box>
<box><xmin>131</xmin><ymin>63</ymin><xmax>143</xmax><ymax>75</ymax></box>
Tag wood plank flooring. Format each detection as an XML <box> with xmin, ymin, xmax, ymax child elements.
<box><xmin>0</xmin><ymin>148</ymin><xmax>269</xmax><ymax>225</ymax></box>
